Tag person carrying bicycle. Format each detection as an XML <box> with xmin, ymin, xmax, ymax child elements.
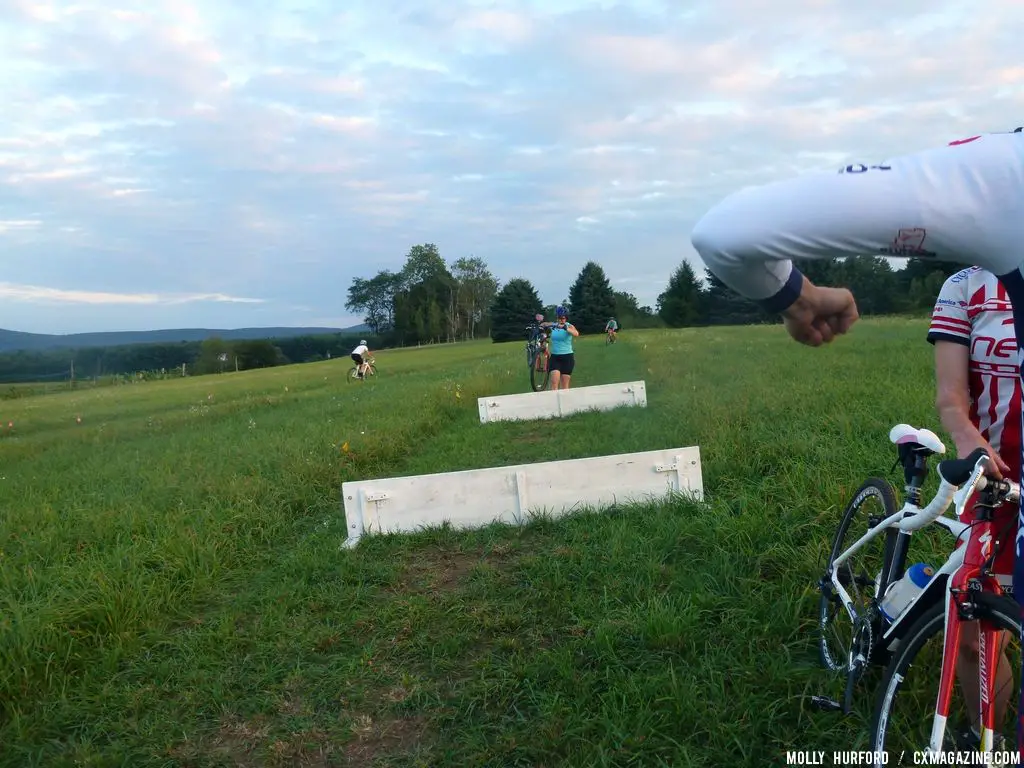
<box><xmin>605</xmin><ymin>317</ymin><xmax>619</xmax><ymax>342</ymax></box>
<box><xmin>350</xmin><ymin>339</ymin><xmax>372</xmax><ymax>379</ymax></box>
<box><xmin>690</xmin><ymin>126</ymin><xmax>1024</xmax><ymax>752</ymax></box>
<box><xmin>547</xmin><ymin>306</ymin><xmax>579</xmax><ymax>389</ymax></box>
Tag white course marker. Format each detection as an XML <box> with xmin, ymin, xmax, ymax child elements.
<box><xmin>477</xmin><ymin>381</ymin><xmax>647</xmax><ymax>424</ymax></box>
<box><xmin>340</xmin><ymin>444</ymin><xmax>702</xmax><ymax>548</ymax></box>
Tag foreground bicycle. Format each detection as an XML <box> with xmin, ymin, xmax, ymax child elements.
<box><xmin>816</xmin><ymin>423</ymin><xmax>1021</xmax><ymax>763</ymax></box>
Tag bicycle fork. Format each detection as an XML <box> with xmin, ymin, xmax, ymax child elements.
<box><xmin>930</xmin><ymin>554</ymin><xmax>1005</xmax><ymax>756</ymax></box>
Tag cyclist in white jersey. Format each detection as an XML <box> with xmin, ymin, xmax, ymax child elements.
<box><xmin>689</xmin><ymin>126</ymin><xmax>1024</xmax><ymax>752</ymax></box>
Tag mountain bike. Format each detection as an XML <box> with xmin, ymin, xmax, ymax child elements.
<box><xmin>525</xmin><ymin>324</ymin><xmax>550</xmax><ymax>392</ymax></box>
<box><xmin>605</xmin><ymin>328</ymin><xmax>617</xmax><ymax>345</ymax></box>
<box><xmin>347</xmin><ymin>356</ymin><xmax>376</xmax><ymax>382</ymax></box>
<box><xmin>815</xmin><ymin>423</ymin><xmax>1021</xmax><ymax>763</ymax></box>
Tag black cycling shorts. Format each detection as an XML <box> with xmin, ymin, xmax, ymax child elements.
<box><xmin>351</xmin><ymin>353</ymin><xmax>363</xmax><ymax>364</ymax></box>
<box><xmin>549</xmin><ymin>353</ymin><xmax>575</xmax><ymax>375</ymax></box>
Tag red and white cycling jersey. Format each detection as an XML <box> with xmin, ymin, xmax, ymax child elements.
<box><xmin>928</xmin><ymin>266</ymin><xmax>1022</xmax><ymax>480</ymax></box>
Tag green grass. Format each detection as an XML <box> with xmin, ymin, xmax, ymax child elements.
<box><xmin>0</xmin><ymin>318</ymin><xmax>957</xmax><ymax>766</ymax></box>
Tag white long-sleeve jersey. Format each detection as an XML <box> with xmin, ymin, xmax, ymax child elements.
<box><xmin>690</xmin><ymin>129</ymin><xmax>1024</xmax><ymax>318</ymax></box>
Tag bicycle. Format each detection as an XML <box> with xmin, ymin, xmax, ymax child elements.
<box><xmin>605</xmin><ymin>328</ymin><xmax>617</xmax><ymax>345</ymax></box>
<box><xmin>347</xmin><ymin>356</ymin><xmax>376</xmax><ymax>382</ymax></box>
<box><xmin>525</xmin><ymin>324</ymin><xmax>550</xmax><ymax>392</ymax></box>
<box><xmin>815</xmin><ymin>423</ymin><xmax>1021</xmax><ymax>762</ymax></box>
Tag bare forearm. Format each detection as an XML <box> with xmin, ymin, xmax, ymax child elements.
<box><xmin>937</xmin><ymin>399</ymin><xmax>983</xmax><ymax>452</ymax></box>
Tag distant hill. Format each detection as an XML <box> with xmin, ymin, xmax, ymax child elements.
<box><xmin>0</xmin><ymin>325</ymin><xmax>371</xmax><ymax>353</ymax></box>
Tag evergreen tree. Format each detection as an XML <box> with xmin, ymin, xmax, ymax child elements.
<box><xmin>490</xmin><ymin>278</ymin><xmax>544</xmax><ymax>342</ymax></box>
<box><xmin>614</xmin><ymin>291</ymin><xmax>659</xmax><ymax>328</ymax></box>
<box><xmin>702</xmin><ymin>269</ymin><xmax>775</xmax><ymax>326</ymax></box>
<box><xmin>656</xmin><ymin>260</ymin><xmax>705</xmax><ymax>327</ymax></box>
<box><xmin>567</xmin><ymin>261</ymin><xmax>616</xmax><ymax>333</ymax></box>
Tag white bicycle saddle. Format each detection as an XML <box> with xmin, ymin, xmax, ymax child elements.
<box><xmin>888</xmin><ymin>424</ymin><xmax>947</xmax><ymax>455</ymax></box>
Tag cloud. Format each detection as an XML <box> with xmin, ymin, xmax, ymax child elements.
<box><xmin>0</xmin><ymin>282</ymin><xmax>264</xmax><ymax>306</ymax></box>
<box><xmin>2</xmin><ymin>0</ymin><xmax>1023</xmax><ymax>334</ymax></box>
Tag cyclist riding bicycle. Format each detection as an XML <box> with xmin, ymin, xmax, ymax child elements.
<box><xmin>350</xmin><ymin>339</ymin><xmax>372</xmax><ymax>379</ymax></box>
<box><xmin>690</xmin><ymin>125</ymin><xmax>1024</xmax><ymax>752</ymax></box>
<box><xmin>605</xmin><ymin>317</ymin><xmax>619</xmax><ymax>342</ymax></box>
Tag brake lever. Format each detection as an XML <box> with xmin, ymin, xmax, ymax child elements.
<box><xmin>952</xmin><ymin>455</ymin><xmax>991</xmax><ymax>519</ymax></box>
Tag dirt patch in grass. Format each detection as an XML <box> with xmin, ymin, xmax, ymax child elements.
<box><xmin>399</xmin><ymin>543</ymin><xmax>519</xmax><ymax>594</ymax></box>
<box><xmin>342</xmin><ymin>713</ymin><xmax>429</xmax><ymax>766</ymax></box>
<box><xmin>168</xmin><ymin>714</ymin><xmax>270</xmax><ymax>767</ymax></box>
<box><xmin>170</xmin><ymin>714</ymin><xmax>342</xmax><ymax>768</ymax></box>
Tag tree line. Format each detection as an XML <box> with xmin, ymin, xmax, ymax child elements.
<box><xmin>345</xmin><ymin>244</ymin><xmax>500</xmax><ymax>346</ymax></box>
<box><xmin>653</xmin><ymin>256</ymin><xmax>960</xmax><ymax>328</ymax></box>
<box><xmin>346</xmin><ymin>244</ymin><xmax>664</xmax><ymax>345</ymax></box>
<box><xmin>0</xmin><ymin>332</ymin><xmax>380</xmax><ymax>384</ymax></box>
<box><xmin>3</xmin><ymin>245</ymin><xmax>962</xmax><ymax>384</ymax></box>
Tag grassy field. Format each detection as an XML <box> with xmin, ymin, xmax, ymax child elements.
<box><xmin>0</xmin><ymin>318</ymin><xmax>955</xmax><ymax>767</ymax></box>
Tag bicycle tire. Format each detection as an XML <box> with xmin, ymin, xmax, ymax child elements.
<box><xmin>530</xmin><ymin>350</ymin><xmax>549</xmax><ymax>391</ymax></box>
<box><xmin>870</xmin><ymin>592</ymin><xmax>1021</xmax><ymax>760</ymax></box>
<box><xmin>819</xmin><ymin>477</ymin><xmax>900</xmax><ymax>673</ymax></box>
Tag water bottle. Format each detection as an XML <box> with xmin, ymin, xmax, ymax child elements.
<box><xmin>880</xmin><ymin>563</ymin><xmax>935</xmax><ymax>622</ymax></box>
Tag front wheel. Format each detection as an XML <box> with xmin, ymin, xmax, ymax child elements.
<box><xmin>530</xmin><ymin>350</ymin><xmax>549</xmax><ymax>392</ymax></box>
<box><xmin>819</xmin><ymin>477</ymin><xmax>899</xmax><ymax>674</ymax></box>
<box><xmin>870</xmin><ymin>593</ymin><xmax>1021</xmax><ymax>761</ymax></box>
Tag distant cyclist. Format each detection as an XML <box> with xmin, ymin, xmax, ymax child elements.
<box><xmin>350</xmin><ymin>339</ymin><xmax>372</xmax><ymax>379</ymax></box>
<box><xmin>605</xmin><ymin>317</ymin><xmax>619</xmax><ymax>343</ymax></box>
<box><xmin>548</xmin><ymin>306</ymin><xmax>579</xmax><ymax>389</ymax></box>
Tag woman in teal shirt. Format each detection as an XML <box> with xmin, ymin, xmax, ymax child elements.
<box><xmin>546</xmin><ymin>306</ymin><xmax>580</xmax><ymax>390</ymax></box>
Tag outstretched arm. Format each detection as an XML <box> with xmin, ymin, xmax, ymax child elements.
<box><xmin>690</xmin><ymin>132</ymin><xmax>1024</xmax><ymax>344</ymax></box>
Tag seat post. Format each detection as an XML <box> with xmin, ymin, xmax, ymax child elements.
<box><xmin>898</xmin><ymin>443</ymin><xmax>930</xmax><ymax>507</ymax></box>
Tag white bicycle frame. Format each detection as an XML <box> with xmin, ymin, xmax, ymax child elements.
<box><xmin>828</xmin><ymin>463</ymin><xmax>987</xmax><ymax>633</ymax></box>
<box><xmin>353</xmin><ymin>357</ymin><xmax>375</xmax><ymax>377</ymax></box>
<box><xmin>827</xmin><ymin>444</ymin><xmax>1019</xmax><ymax>758</ymax></box>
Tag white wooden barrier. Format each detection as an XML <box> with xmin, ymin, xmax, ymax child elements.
<box><xmin>340</xmin><ymin>445</ymin><xmax>702</xmax><ymax>548</ymax></box>
<box><xmin>477</xmin><ymin>381</ymin><xmax>647</xmax><ymax>424</ymax></box>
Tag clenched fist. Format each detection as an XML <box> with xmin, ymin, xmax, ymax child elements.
<box><xmin>781</xmin><ymin>276</ymin><xmax>860</xmax><ymax>347</ymax></box>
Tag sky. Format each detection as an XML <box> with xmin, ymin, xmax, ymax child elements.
<box><xmin>3</xmin><ymin>0</ymin><xmax>1023</xmax><ymax>335</ymax></box>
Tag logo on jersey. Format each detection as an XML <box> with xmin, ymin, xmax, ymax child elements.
<box><xmin>878</xmin><ymin>228</ymin><xmax>937</xmax><ymax>257</ymax></box>
<box><xmin>949</xmin><ymin>266</ymin><xmax>981</xmax><ymax>284</ymax></box>
<box><xmin>837</xmin><ymin>163</ymin><xmax>892</xmax><ymax>174</ymax></box>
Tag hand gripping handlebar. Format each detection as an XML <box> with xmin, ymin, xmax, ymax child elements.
<box><xmin>898</xmin><ymin>447</ymin><xmax>1021</xmax><ymax>533</ymax></box>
